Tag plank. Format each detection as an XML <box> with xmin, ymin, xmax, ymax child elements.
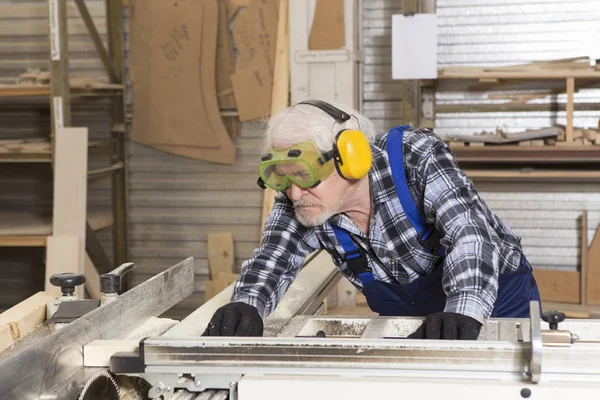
<box><xmin>566</xmin><ymin>77</ymin><xmax>575</xmax><ymax>143</ymax></box>
<box><xmin>533</xmin><ymin>269</ymin><xmax>580</xmax><ymax>304</ymax></box>
<box><xmin>207</xmin><ymin>233</ymin><xmax>235</xmax><ymax>279</ymax></box>
<box><xmin>45</xmin><ymin>236</ymin><xmax>81</xmax><ymax>294</ymax></box>
<box><xmin>309</xmin><ymin>0</ymin><xmax>345</xmax><ymax>50</ymax></box>
<box><xmin>0</xmin><ymin>291</ymin><xmax>56</xmax><ymax>352</ymax></box>
<box><xmin>261</xmin><ymin>0</ymin><xmax>290</xmax><ymax>241</ymax></box>
<box><xmin>83</xmin><ymin>339</ymin><xmax>138</xmax><ymax>367</ymax></box>
<box><xmin>587</xmin><ymin>223</ymin><xmax>600</xmax><ymax>304</ymax></box>
<box><xmin>49</xmin><ymin>127</ymin><xmax>89</xmax><ymax>298</ymax></box>
<box><xmin>442</xmin><ymin>127</ymin><xmax>562</xmax><ymax>144</ymax></box>
<box><xmin>581</xmin><ymin>211</ymin><xmax>588</xmax><ymax>305</ymax></box>
<box><xmin>0</xmin><ymin>211</ymin><xmax>113</xmax><ymax>237</ymax></box>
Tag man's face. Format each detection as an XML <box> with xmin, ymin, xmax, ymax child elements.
<box><xmin>281</xmin><ymin>163</ymin><xmax>349</xmax><ymax>227</ymax></box>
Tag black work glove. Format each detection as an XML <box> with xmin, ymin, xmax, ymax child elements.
<box><xmin>202</xmin><ymin>302</ymin><xmax>264</xmax><ymax>337</ymax></box>
<box><xmin>407</xmin><ymin>312</ymin><xmax>482</xmax><ymax>340</ymax></box>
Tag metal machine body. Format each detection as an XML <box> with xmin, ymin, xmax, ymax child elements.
<box><xmin>113</xmin><ymin>302</ymin><xmax>600</xmax><ymax>399</ymax></box>
<box><xmin>2</xmin><ymin>252</ymin><xmax>600</xmax><ymax>399</ymax></box>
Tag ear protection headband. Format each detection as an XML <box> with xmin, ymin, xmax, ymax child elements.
<box><xmin>297</xmin><ymin>100</ymin><xmax>372</xmax><ymax>181</ymax></box>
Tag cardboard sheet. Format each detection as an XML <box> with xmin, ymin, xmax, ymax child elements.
<box><xmin>391</xmin><ymin>13</ymin><xmax>438</xmax><ymax>80</ymax></box>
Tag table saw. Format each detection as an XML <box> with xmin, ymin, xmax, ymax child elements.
<box><xmin>1</xmin><ymin>252</ymin><xmax>600</xmax><ymax>399</ymax></box>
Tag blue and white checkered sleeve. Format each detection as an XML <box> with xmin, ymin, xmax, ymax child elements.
<box><xmin>230</xmin><ymin>195</ymin><xmax>317</xmax><ymax>320</ymax></box>
<box><xmin>412</xmin><ymin>132</ymin><xmax>501</xmax><ymax>323</ymax></box>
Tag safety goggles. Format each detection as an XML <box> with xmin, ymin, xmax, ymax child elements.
<box><xmin>257</xmin><ymin>142</ymin><xmax>335</xmax><ymax>191</ymax></box>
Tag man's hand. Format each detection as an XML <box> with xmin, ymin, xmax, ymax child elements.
<box><xmin>407</xmin><ymin>312</ymin><xmax>482</xmax><ymax>340</ymax></box>
<box><xmin>202</xmin><ymin>302</ymin><xmax>264</xmax><ymax>336</ymax></box>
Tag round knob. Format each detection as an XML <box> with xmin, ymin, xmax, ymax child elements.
<box><xmin>541</xmin><ymin>310</ymin><xmax>565</xmax><ymax>330</ymax></box>
<box><xmin>50</xmin><ymin>272</ymin><xmax>86</xmax><ymax>296</ymax></box>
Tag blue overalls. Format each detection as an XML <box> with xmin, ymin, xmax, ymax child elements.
<box><xmin>332</xmin><ymin>126</ymin><xmax>541</xmax><ymax>318</ymax></box>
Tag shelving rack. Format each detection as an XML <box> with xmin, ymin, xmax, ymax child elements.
<box><xmin>0</xmin><ymin>1</ymin><xmax>128</xmax><ymax>284</ymax></box>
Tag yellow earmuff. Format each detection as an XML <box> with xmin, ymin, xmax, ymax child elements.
<box><xmin>295</xmin><ymin>99</ymin><xmax>373</xmax><ymax>181</ymax></box>
<box><xmin>333</xmin><ymin>129</ymin><xmax>372</xmax><ymax>180</ymax></box>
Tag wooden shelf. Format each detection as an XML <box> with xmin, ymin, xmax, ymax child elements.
<box><xmin>465</xmin><ymin>169</ymin><xmax>600</xmax><ymax>182</ymax></box>
<box><xmin>0</xmin><ymin>139</ymin><xmax>106</xmax><ymax>163</ymax></box>
<box><xmin>452</xmin><ymin>145</ymin><xmax>600</xmax><ymax>164</ymax></box>
<box><xmin>0</xmin><ymin>81</ymin><xmax>124</xmax><ymax>98</ymax></box>
<box><xmin>0</xmin><ymin>211</ymin><xmax>113</xmax><ymax>247</ymax></box>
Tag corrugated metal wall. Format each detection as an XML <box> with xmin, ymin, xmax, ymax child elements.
<box><xmin>0</xmin><ymin>0</ymin><xmax>114</xmax><ymax>311</ymax></box>
<box><xmin>361</xmin><ymin>0</ymin><xmax>600</xmax><ymax>273</ymax></box>
<box><xmin>435</xmin><ymin>0</ymin><xmax>600</xmax><ymax>135</ymax></box>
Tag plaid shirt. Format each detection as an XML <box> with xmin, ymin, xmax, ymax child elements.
<box><xmin>231</xmin><ymin>129</ymin><xmax>524</xmax><ymax>323</ymax></box>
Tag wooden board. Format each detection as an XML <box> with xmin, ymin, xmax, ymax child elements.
<box><xmin>83</xmin><ymin>339</ymin><xmax>138</xmax><ymax>367</ymax></box>
<box><xmin>566</xmin><ymin>77</ymin><xmax>575</xmax><ymax>142</ymax></box>
<box><xmin>260</xmin><ymin>0</ymin><xmax>290</xmax><ymax>241</ymax></box>
<box><xmin>533</xmin><ymin>269</ymin><xmax>580</xmax><ymax>304</ymax></box>
<box><xmin>0</xmin><ymin>211</ymin><xmax>113</xmax><ymax>247</ymax></box>
<box><xmin>129</xmin><ymin>0</ymin><xmax>219</xmax><ymax>148</ymax></box>
<box><xmin>207</xmin><ymin>233</ymin><xmax>235</xmax><ymax>279</ymax></box>
<box><xmin>48</xmin><ymin>128</ymin><xmax>89</xmax><ymax>297</ymax></box>
<box><xmin>45</xmin><ymin>236</ymin><xmax>81</xmax><ymax>294</ymax></box>
<box><xmin>581</xmin><ymin>211</ymin><xmax>588</xmax><ymax>305</ymax></box>
<box><xmin>442</xmin><ymin>127</ymin><xmax>562</xmax><ymax>144</ymax></box>
<box><xmin>0</xmin><ymin>291</ymin><xmax>56</xmax><ymax>352</ymax></box>
<box><xmin>130</xmin><ymin>0</ymin><xmax>235</xmax><ymax>164</ymax></box>
<box><xmin>230</xmin><ymin>0</ymin><xmax>278</xmax><ymax>121</ymax></box>
<box><xmin>588</xmin><ymin>223</ymin><xmax>600</xmax><ymax>304</ymax></box>
<box><xmin>309</xmin><ymin>0</ymin><xmax>345</xmax><ymax>50</ymax></box>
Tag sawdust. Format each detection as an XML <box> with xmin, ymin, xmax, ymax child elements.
<box><xmin>0</xmin><ymin>324</ymin><xmax>51</xmax><ymax>360</ymax></box>
<box><xmin>125</xmin><ymin>317</ymin><xmax>179</xmax><ymax>340</ymax></box>
<box><xmin>303</xmin><ymin>319</ymin><xmax>367</xmax><ymax>337</ymax></box>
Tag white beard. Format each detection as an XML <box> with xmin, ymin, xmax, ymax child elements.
<box><xmin>293</xmin><ymin>193</ymin><xmax>346</xmax><ymax>227</ymax></box>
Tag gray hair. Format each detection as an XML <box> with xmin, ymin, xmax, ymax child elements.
<box><xmin>261</xmin><ymin>99</ymin><xmax>378</xmax><ymax>154</ymax></box>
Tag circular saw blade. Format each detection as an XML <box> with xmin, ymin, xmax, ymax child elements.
<box><xmin>79</xmin><ymin>370</ymin><xmax>120</xmax><ymax>400</ymax></box>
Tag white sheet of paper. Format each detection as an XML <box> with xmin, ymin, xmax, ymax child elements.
<box><xmin>391</xmin><ymin>14</ymin><xmax>438</xmax><ymax>80</ymax></box>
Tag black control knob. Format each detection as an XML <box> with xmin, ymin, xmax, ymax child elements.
<box><xmin>50</xmin><ymin>272</ymin><xmax>86</xmax><ymax>296</ymax></box>
<box><xmin>100</xmin><ymin>262</ymin><xmax>137</xmax><ymax>294</ymax></box>
<box><xmin>541</xmin><ymin>310</ymin><xmax>565</xmax><ymax>330</ymax></box>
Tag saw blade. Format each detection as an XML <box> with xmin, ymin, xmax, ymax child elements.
<box><xmin>78</xmin><ymin>370</ymin><xmax>120</xmax><ymax>400</ymax></box>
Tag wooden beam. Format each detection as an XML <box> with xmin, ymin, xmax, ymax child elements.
<box><xmin>261</xmin><ymin>0</ymin><xmax>289</xmax><ymax>241</ymax></box>
<box><xmin>566</xmin><ymin>77</ymin><xmax>575</xmax><ymax>142</ymax></box>
<box><xmin>587</xmin><ymin>223</ymin><xmax>600</xmax><ymax>304</ymax></box>
<box><xmin>207</xmin><ymin>233</ymin><xmax>235</xmax><ymax>279</ymax></box>
<box><xmin>581</xmin><ymin>211</ymin><xmax>589</xmax><ymax>305</ymax></box>
<box><xmin>533</xmin><ymin>269</ymin><xmax>580</xmax><ymax>304</ymax></box>
<box><xmin>48</xmin><ymin>127</ymin><xmax>89</xmax><ymax>298</ymax></box>
<box><xmin>45</xmin><ymin>236</ymin><xmax>80</xmax><ymax>294</ymax></box>
<box><xmin>0</xmin><ymin>292</ymin><xmax>56</xmax><ymax>352</ymax></box>
<box><xmin>83</xmin><ymin>339</ymin><xmax>138</xmax><ymax>367</ymax></box>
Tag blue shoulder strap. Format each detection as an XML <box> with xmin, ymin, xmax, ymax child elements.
<box><xmin>386</xmin><ymin>126</ymin><xmax>444</xmax><ymax>256</ymax></box>
<box><xmin>331</xmin><ymin>225</ymin><xmax>375</xmax><ymax>283</ymax></box>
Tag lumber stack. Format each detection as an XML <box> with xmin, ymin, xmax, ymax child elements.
<box><xmin>444</xmin><ymin>125</ymin><xmax>600</xmax><ymax>148</ymax></box>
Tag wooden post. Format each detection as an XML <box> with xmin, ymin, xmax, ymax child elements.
<box><xmin>261</xmin><ymin>0</ymin><xmax>290</xmax><ymax>241</ymax></box>
<box><xmin>46</xmin><ymin>128</ymin><xmax>89</xmax><ymax>298</ymax></box>
<box><xmin>581</xmin><ymin>210</ymin><xmax>588</xmax><ymax>306</ymax></box>
<box><xmin>566</xmin><ymin>77</ymin><xmax>575</xmax><ymax>143</ymax></box>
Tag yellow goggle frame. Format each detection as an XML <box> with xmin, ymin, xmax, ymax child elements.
<box><xmin>257</xmin><ymin>142</ymin><xmax>335</xmax><ymax>191</ymax></box>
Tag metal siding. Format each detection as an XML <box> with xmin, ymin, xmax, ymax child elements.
<box><xmin>361</xmin><ymin>0</ymin><xmax>600</xmax><ymax>275</ymax></box>
<box><xmin>435</xmin><ymin>0</ymin><xmax>600</xmax><ymax>135</ymax></box>
<box><xmin>0</xmin><ymin>0</ymin><xmax>114</xmax><ymax>311</ymax></box>
<box><xmin>127</xmin><ymin>126</ymin><xmax>265</xmax><ymax>318</ymax></box>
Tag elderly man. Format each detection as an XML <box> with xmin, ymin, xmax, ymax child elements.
<box><xmin>203</xmin><ymin>99</ymin><xmax>540</xmax><ymax>340</ymax></box>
